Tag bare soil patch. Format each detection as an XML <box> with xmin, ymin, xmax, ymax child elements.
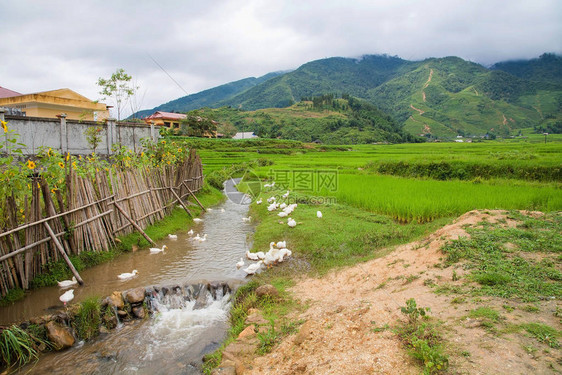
<box><xmin>245</xmin><ymin>210</ymin><xmax>561</xmax><ymax>374</ymax></box>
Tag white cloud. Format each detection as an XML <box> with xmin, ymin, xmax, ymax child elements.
<box><xmin>0</xmin><ymin>0</ymin><xmax>560</xmax><ymax>117</ymax></box>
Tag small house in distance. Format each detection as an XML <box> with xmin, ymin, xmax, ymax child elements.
<box><xmin>144</xmin><ymin>111</ymin><xmax>186</xmax><ymax>130</ymax></box>
<box><xmin>232</xmin><ymin>132</ymin><xmax>258</xmax><ymax>140</ymax></box>
<box><xmin>0</xmin><ymin>87</ymin><xmax>109</xmax><ymax>121</ymax></box>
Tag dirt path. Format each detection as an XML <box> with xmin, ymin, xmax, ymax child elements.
<box><xmin>422</xmin><ymin>68</ymin><xmax>433</xmax><ymax>102</ymax></box>
<box><xmin>409</xmin><ymin>104</ymin><xmax>425</xmax><ymax>115</ymax></box>
<box><xmin>246</xmin><ymin>210</ymin><xmax>561</xmax><ymax>375</ymax></box>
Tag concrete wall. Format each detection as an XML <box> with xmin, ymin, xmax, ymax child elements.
<box><xmin>1</xmin><ymin>109</ymin><xmax>158</xmax><ymax>156</ymax></box>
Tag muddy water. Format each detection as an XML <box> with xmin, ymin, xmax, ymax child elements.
<box><xmin>1</xmin><ymin>181</ymin><xmax>252</xmax><ymax>326</ymax></box>
<box><xmin>4</xmin><ymin>179</ymin><xmax>255</xmax><ymax>374</ymax></box>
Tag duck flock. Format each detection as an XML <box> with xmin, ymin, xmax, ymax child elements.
<box><xmin>56</xmin><ymin>182</ymin><xmax>323</xmax><ymax>305</ymax></box>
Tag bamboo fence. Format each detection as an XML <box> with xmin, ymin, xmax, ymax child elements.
<box><xmin>0</xmin><ymin>149</ymin><xmax>204</xmax><ymax>297</ymax></box>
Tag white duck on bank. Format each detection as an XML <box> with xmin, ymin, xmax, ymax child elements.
<box><xmin>236</xmin><ymin>258</ymin><xmax>245</xmax><ymax>269</ymax></box>
<box><xmin>256</xmin><ymin>198</ymin><xmax>262</xmax><ymax>205</ymax></box>
<box><xmin>197</xmin><ymin>234</ymin><xmax>208</xmax><ymax>242</ymax></box>
<box><xmin>59</xmin><ymin>289</ymin><xmax>74</xmax><ymax>306</ymax></box>
<box><xmin>317</xmin><ymin>211</ymin><xmax>323</xmax><ymax>218</ymax></box>
<box><xmin>187</xmin><ymin>229</ymin><xmax>194</xmax><ymax>236</ymax></box>
<box><xmin>150</xmin><ymin>245</ymin><xmax>167</xmax><ymax>254</ymax></box>
<box><xmin>168</xmin><ymin>234</ymin><xmax>178</xmax><ymax>240</ymax></box>
<box><xmin>287</xmin><ymin>218</ymin><xmax>297</xmax><ymax>228</ymax></box>
<box><xmin>246</xmin><ymin>250</ymin><xmax>260</xmax><ymax>261</ymax></box>
<box><xmin>221</xmin><ymin>208</ymin><xmax>226</xmax><ymax>212</ymax></box>
<box><xmin>118</xmin><ymin>270</ymin><xmax>138</xmax><ymax>280</ymax></box>
<box><xmin>276</xmin><ymin>241</ymin><xmax>287</xmax><ymax>249</ymax></box>
<box><xmin>242</xmin><ymin>216</ymin><xmax>252</xmax><ymax>223</ymax></box>
<box><xmin>193</xmin><ymin>218</ymin><xmax>203</xmax><ymax>223</ymax></box>
<box><xmin>57</xmin><ymin>276</ymin><xmax>78</xmax><ymax>288</ymax></box>
<box><xmin>243</xmin><ymin>261</ymin><xmax>263</xmax><ymax>275</ymax></box>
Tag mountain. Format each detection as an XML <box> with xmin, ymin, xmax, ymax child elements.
<box><xmin>201</xmin><ymin>95</ymin><xmax>422</xmax><ymax>144</ymax></box>
<box><xmin>491</xmin><ymin>53</ymin><xmax>562</xmax><ymax>85</ymax></box>
<box><xmin>132</xmin><ymin>72</ymin><xmax>283</xmax><ymax>119</ymax></box>
<box><xmin>137</xmin><ymin>53</ymin><xmax>562</xmax><ymax>139</ymax></box>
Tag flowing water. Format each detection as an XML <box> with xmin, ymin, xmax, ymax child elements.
<box><xmin>4</xmin><ymin>179</ymin><xmax>255</xmax><ymax>374</ymax></box>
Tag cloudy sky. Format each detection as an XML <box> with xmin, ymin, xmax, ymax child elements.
<box><xmin>1</xmin><ymin>0</ymin><xmax>561</xmax><ymax>117</ymax></box>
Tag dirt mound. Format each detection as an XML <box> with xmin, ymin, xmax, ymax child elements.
<box><xmin>246</xmin><ymin>210</ymin><xmax>560</xmax><ymax>374</ymax></box>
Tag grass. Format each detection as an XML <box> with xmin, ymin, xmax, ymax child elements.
<box><xmin>521</xmin><ymin>323</ymin><xmax>560</xmax><ymax>349</ymax></box>
<box><xmin>246</xmin><ymin>189</ymin><xmax>450</xmax><ymax>274</ymax></box>
<box><xmin>0</xmin><ymin>325</ymin><xmax>49</xmax><ymax>369</ymax></box>
<box><xmin>396</xmin><ymin>299</ymin><xmax>448</xmax><ymax>374</ymax></box>
<box><xmin>72</xmin><ymin>297</ymin><xmax>101</xmax><ymax>341</ymax></box>
<box><xmin>441</xmin><ymin>211</ymin><xmax>562</xmax><ymax>302</ymax></box>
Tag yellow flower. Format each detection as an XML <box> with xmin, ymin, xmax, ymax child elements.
<box><xmin>19</xmin><ymin>209</ymin><xmax>24</xmax><ymax>214</ymax></box>
<box><xmin>141</xmin><ymin>152</ymin><xmax>145</xmax><ymax>157</ymax></box>
<box><xmin>51</xmin><ymin>188</ymin><xmax>57</xmax><ymax>194</ymax></box>
<box><xmin>58</xmin><ymin>162</ymin><xmax>64</xmax><ymax>169</ymax></box>
<box><xmin>161</xmin><ymin>140</ymin><xmax>166</xmax><ymax>144</ymax></box>
<box><xmin>37</xmin><ymin>182</ymin><xmax>40</xmax><ymax>189</ymax></box>
<box><xmin>48</xmin><ymin>147</ymin><xmax>53</xmax><ymax>156</ymax></box>
<box><xmin>72</xmin><ymin>162</ymin><xmax>77</xmax><ymax>168</ymax></box>
<box><xmin>26</xmin><ymin>160</ymin><xmax>36</xmax><ymax>169</ymax></box>
<box><xmin>66</xmin><ymin>153</ymin><xmax>70</xmax><ymax>161</ymax></box>
<box><xmin>178</xmin><ymin>148</ymin><xmax>182</xmax><ymax>153</ymax></box>
<box><xmin>1</xmin><ymin>120</ymin><xmax>7</xmax><ymax>133</ymax></box>
<box><xmin>79</xmin><ymin>155</ymin><xmax>82</xmax><ymax>160</ymax></box>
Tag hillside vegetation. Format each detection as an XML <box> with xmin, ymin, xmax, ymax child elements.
<box><xmin>137</xmin><ymin>53</ymin><xmax>562</xmax><ymax>140</ymax></box>
<box><xmin>198</xmin><ymin>95</ymin><xmax>421</xmax><ymax>144</ymax></box>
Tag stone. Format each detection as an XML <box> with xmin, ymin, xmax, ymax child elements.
<box><xmin>105</xmin><ymin>291</ymin><xmax>125</xmax><ymax>309</ymax></box>
<box><xmin>45</xmin><ymin>321</ymin><xmax>75</xmax><ymax>350</ymax></box>
<box><xmin>117</xmin><ymin>310</ymin><xmax>128</xmax><ymax>317</ymax></box>
<box><xmin>124</xmin><ymin>287</ymin><xmax>145</xmax><ymax>304</ymax></box>
<box><xmin>255</xmin><ymin>284</ymin><xmax>279</xmax><ymax>298</ymax></box>
<box><xmin>194</xmin><ymin>290</ymin><xmax>209</xmax><ymax>310</ymax></box>
<box><xmin>132</xmin><ymin>306</ymin><xmax>146</xmax><ymax>319</ymax></box>
<box><xmin>245</xmin><ymin>311</ymin><xmax>268</xmax><ymax>326</ymax></box>
<box><xmin>237</xmin><ymin>325</ymin><xmax>256</xmax><ymax>340</ymax></box>
<box><xmin>211</xmin><ymin>364</ymin><xmax>236</xmax><ymax>375</ymax></box>
<box><xmin>294</xmin><ymin>320</ymin><xmax>314</xmax><ymax>346</ymax></box>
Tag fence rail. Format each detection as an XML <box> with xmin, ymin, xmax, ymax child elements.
<box><xmin>0</xmin><ymin>149</ymin><xmax>204</xmax><ymax>297</ymax></box>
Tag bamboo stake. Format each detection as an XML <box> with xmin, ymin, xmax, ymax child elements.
<box><xmin>169</xmin><ymin>187</ymin><xmax>192</xmax><ymax>216</ymax></box>
<box><xmin>43</xmin><ymin>221</ymin><xmax>84</xmax><ymax>285</ymax></box>
<box><xmin>182</xmin><ymin>182</ymin><xmax>206</xmax><ymax>211</ymax></box>
<box><xmin>113</xmin><ymin>202</ymin><xmax>156</xmax><ymax>246</ymax></box>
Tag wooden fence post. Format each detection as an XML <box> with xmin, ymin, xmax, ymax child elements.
<box><xmin>43</xmin><ymin>221</ymin><xmax>84</xmax><ymax>285</ymax></box>
<box><xmin>113</xmin><ymin>202</ymin><xmax>157</xmax><ymax>247</ymax></box>
<box><xmin>182</xmin><ymin>181</ymin><xmax>206</xmax><ymax>211</ymax></box>
<box><xmin>169</xmin><ymin>187</ymin><xmax>192</xmax><ymax>216</ymax></box>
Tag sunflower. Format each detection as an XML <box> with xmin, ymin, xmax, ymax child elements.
<box><xmin>58</xmin><ymin>162</ymin><xmax>65</xmax><ymax>169</ymax></box>
<box><xmin>1</xmin><ymin>120</ymin><xmax>7</xmax><ymax>133</ymax></box>
<box><xmin>26</xmin><ymin>160</ymin><xmax>36</xmax><ymax>169</ymax></box>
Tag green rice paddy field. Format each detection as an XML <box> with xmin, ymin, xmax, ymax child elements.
<box><xmin>189</xmin><ymin>138</ymin><xmax>561</xmax><ymax>223</ymax></box>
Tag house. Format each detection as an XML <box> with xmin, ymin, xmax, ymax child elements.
<box><xmin>144</xmin><ymin>111</ymin><xmax>186</xmax><ymax>130</ymax></box>
<box><xmin>0</xmin><ymin>87</ymin><xmax>109</xmax><ymax>121</ymax></box>
<box><xmin>232</xmin><ymin>132</ymin><xmax>258</xmax><ymax>139</ymax></box>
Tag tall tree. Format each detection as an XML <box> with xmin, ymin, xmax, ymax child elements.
<box><xmin>97</xmin><ymin>68</ymin><xmax>138</xmax><ymax>121</ymax></box>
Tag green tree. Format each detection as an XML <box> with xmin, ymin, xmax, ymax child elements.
<box><xmin>84</xmin><ymin>126</ymin><xmax>103</xmax><ymax>154</ymax></box>
<box><xmin>180</xmin><ymin>111</ymin><xmax>217</xmax><ymax>137</ymax></box>
<box><xmin>97</xmin><ymin>68</ymin><xmax>137</xmax><ymax>121</ymax></box>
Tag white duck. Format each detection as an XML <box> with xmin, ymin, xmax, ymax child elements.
<box><xmin>255</xmin><ymin>251</ymin><xmax>266</xmax><ymax>260</ymax></box>
<box><xmin>243</xmin><ymin>261</ymin><xmax>263</xmax><ymax>275</ymax></box>
<box><xmin>278</xmin><ymin>248</ymin><xmax>292</xmax><ymax>262</ymax></box>
<box><xmin>207</xmin><ymin>208</ymin><xmax>213</xmax><ymax>211</ymax></box>
<box><xmin>246</xmin><ymin>250</ymin><xmax>260</xmax><ymax>261</ymax></box>
<box><xmin>57</xmin><ymin>276</ymin><xmax>78</xmax><ymax>288</ymax></box>
<box><xmin>242</xmin><ymin>216</ymin><xmax>252</xmax><ymax>223</ymax></box>
<box><xmin>193</xmin><ymin>218</ymin><xmax>203</xmax><ymax>223</ymax></box>
<box><xmin>287</xmin><ymin>218</ymin><xmax>297</xmax><ymax>228</ymax></box>
<box><xmin>267</xmin><ymin>196</ymin><xmax>276</xmax><ymax>203</ymax></box>
<box><xmin>276</xmin><ymin>241</ymin><xmax>287</xmax><ymax>249</ymax></box>
<box><xmin>198</xmin><ymin>234</ymin><xmax>208</xmax><ymax>242</ymax></box>
<box><xmin>188</xmin><ymin>229</ymin><xmax>194</xmax><ymax>236</ymax></box>
<box><xmin>193</xmin><ymin>233</ymin><xmax>201</xmax><ymax>241</ymax></box>
<box><xmin>59</xmin><ymin>289</ymin><xmax>74</xmax><ymax>306</ymax></box>
<box><xmin>168</xmin><ymin>234</ymin><xmax>178</xmax><ymax>240</ymax></box>
<box><xmin>150</xmin><ymin>245</ymin><xmax>167</xmax><ymax>254</ymax></box>
<box><xmin>282</xmin><ymin>190</ymin><xmax>290</xmax><ymax>199</ymax></box>
<box><xmin>317</xmin><ymin>211</ymin><xmax>323</xmax><ymax>218</ymax></box>
<box><xmin>278</xmin><ymin>211</ymin><xmax>288</xmax><ymax>218</ymax></box>
<box><xmin>221</xmin><ymin>208</ymin><xmax>225</xmax><ymax>212</ymax></box>
<box><xmin>118</xmin><ymin>270</ymin><xmax>138</xmax><ymax>280</ymax></box>
<box><xmin>236</xmin><ymin>258</ymin><xmax>245</xmax><ymax>269</ymax></box>
<box><xmin>256</xmin><ymin>198</ymin><xmax>262</xmax><ymax>205</ymax></box>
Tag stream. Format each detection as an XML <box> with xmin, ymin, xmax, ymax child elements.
<box><xmin>4</xmin><ymin>179</ymin><xmax>254</xmax><ymax>374</ymax></box>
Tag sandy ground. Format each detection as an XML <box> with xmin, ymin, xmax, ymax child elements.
<box><xmin>246</xmin><ymin>210</ymin><xmax>561</xmax><ymax>375</ymax></box>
